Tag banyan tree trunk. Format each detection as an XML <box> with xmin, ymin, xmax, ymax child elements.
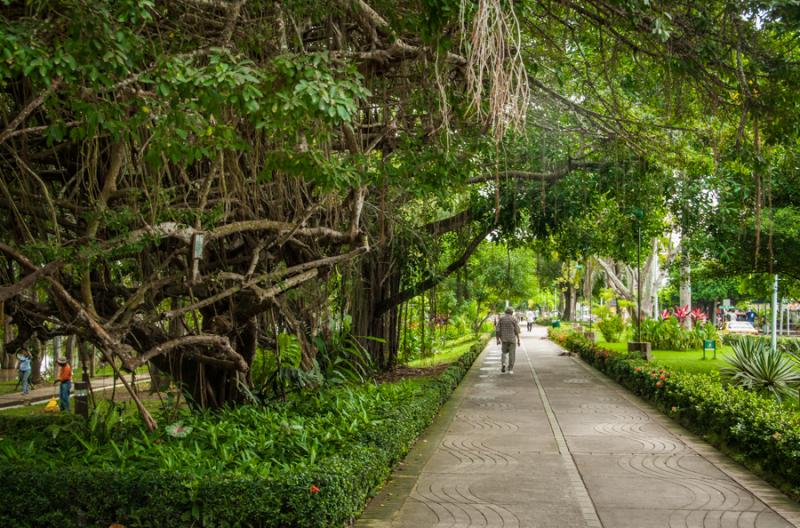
<box><xmin>130</xmin><ymin>316</ymin><xmax>258</xmax><ymax>410</ymax></box>
<box><xmin>351</xmin><ymin>248</ymin><xmax>401</xmax><ymax>371</ymax></box>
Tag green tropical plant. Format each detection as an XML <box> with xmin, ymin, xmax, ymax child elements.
<box><xmin>722</xmin><ymin>337</ymin><xmax>800</xmax><ymax>401</ymax></box>
<box><xmin>313</xmin><ymin>334</ymin><xmax>374</xmax><ymax>384</ymax></box>
<box><xmin>260</xmin><ymin>333</ymin><xmax>321</xmax><ymax>400</ymax></box>
<box><xmin>639</xmin><ymin>318</ymin><xmax>719</xmax><ymax>351</ymax></box>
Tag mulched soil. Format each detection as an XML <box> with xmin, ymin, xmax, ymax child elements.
<box><xmin>375</xmin><ymin>364</ymin><xmax>451</xmax><ymax>382</ymax></box>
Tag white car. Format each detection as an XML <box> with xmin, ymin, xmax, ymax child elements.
<box><xmin>722</xmin><ymin>321</ymin><xmax>758</xmax><ymax>335</ymax></box>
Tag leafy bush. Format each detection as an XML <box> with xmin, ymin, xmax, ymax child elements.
<box><xmin>0</xmin><ymin>337</ymin><xmax>490</xmax><ymax>527</ymax></box>
<box><xmin>722</xmin><ymin>336</ymin><xmax>800</xmax><ymax>401</ymax></box>
<box><xmin>444</xmin><ymin>314</ymin><xmax>471</xmax><ymax>340</ymax></box>
<box><xmin>596</xmin><ymin>314</ymin><xmax>626</xmax><ymax>342</ymax></box>
<box><xmin>554</xmin><ymin>329</ymin><xmax>800</xmax><ymax>496</ymax></box>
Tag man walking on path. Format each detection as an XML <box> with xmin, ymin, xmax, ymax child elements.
<box><xmin>496</xmin><ymin>307</ymin><xmax>520</xmax><ymax>374</ymax></box>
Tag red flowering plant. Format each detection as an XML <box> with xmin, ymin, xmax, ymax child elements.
<box><xmin>644</xmin><ymin>305</ymin><xmax>717</xmax><ymax>350</ymax></box>
<box><xmin>651</xmin><ymin>367</ymin><xmax>671</xmax><ymax>391</ymax></box>
<box><xmin>673</xmin><ymin>305</ymin><xmax>691</xmax><ymax>324</ymax></box>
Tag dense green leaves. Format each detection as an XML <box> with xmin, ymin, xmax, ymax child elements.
<box><xmin>0</xmin><ymin>340</ymin><xmax>486</xmax><ymax>527</ymax></box>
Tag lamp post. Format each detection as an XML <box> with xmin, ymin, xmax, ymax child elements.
<box><xmin>771</xmin><ymin>274</ymin><xmax>779</xmax><ymax>352</ymax></box>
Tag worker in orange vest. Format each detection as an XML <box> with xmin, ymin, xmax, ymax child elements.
<box><xmin>54</xmin><ymin>357</ymin><xmax>73</xmax><ymax>412</ymax></box>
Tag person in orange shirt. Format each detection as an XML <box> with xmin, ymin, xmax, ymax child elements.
<box><xmin>54</xmin><ymin>357</ymin><xmax>72</xmax><ymax>411</ymax></box>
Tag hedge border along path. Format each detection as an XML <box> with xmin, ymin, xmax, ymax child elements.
<box><xmin>0</xmin><ymin>335</ymin><xmax>490</xmax><ymax>528</ymax></box>
<box><xmin>550</xmin><ymin>329</ymin><xmax>800</xmax><ymax>525</ymax></box>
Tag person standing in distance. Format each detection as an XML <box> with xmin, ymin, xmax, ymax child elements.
<box><xmin>496</xmin><ymin>307</ymin><xmax>521</xmax><ymax>374</ymax></box>
<box><xmin>16</xmin><ymin>348</ymin><xmax>32</xmax><ymax>394</ymax></box>
<box><xmin>55</xmin><ymin>357</ymin><xmax>72</xmax><ymax>412</ymax></box>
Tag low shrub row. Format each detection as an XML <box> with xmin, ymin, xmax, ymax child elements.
<box><xmin>0</xmin><ymin>336</ymin><xmax>489</xmax><ymax>528</ymax></box>
<box><xmin>550</xmin><ymin>328</ymin><xmax>800</xmax><ymax>497</ymax></box>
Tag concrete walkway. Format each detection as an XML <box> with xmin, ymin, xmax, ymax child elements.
<box><xmin>0</xmin><ymin>374</ymin><xmax>150</xmax><ymax>409</ymax></box>
<box><xmin>357</xmin><ymin>327</ymin><xmax>800</xmax><ymax>528</ymax></box>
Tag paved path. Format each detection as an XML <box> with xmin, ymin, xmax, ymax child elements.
<box><xmin>0</xmin><ymin>374</ymin><xmax>150</xmax><ymax>409</ymax></box>
<box><xmin>357</xmin><ymin>327</ymin><xmax>800</xmax><ymax>528</ymax></box>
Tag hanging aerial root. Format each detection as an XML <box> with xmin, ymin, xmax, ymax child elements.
<box><xmin>461</xmin><ymin>0</ymin><xmax>530</xmax><ymax>140</ymax></box>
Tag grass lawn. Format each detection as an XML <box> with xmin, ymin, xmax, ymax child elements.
<box><xmin>651</xmin><ymin>349</ymin><xmax>729</xmax><ymax>374</ymax></box>
<box><xmin>0</xmin><ymin>385</ymin><xmax>170</xmax><ymax>418</ymax></box>
<box><xmin>0</xmin><ymin>364</ymin><xmax>149</xmax><ymax>397</ymax></box>
<box><xmin>407</xmin><ymin>334</ymin><xmax>481</xmax><ymax>368</ymax></box>
<box><xmin>594</xmin><ymin>338</ymin><xmax>730</xmax><ymax>375</ymax></box>
<box><xmin>0</xmin><ymin>380</ymin><xmax>20</xmax><ymax>396</ymax></box>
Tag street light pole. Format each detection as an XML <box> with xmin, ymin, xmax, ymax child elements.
<box><xmin>771</xmin><ymin>273</ymin><xmax>779</xmax><ymax>352</ymax></box>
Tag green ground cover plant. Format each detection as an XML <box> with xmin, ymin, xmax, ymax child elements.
<box><xmin>0</xmin><ymin>338</ymin><xmax>488</xmax><ymax>527</ymax></box>
<box><xmin>407</xmin><ymin>335</ymin><xmax>481</xmax><ymax>368</ymax></box>
<box><xmin>550</xmin><ymin>328</ymin><xmax>800</xmax><ymax>498</ymax></box>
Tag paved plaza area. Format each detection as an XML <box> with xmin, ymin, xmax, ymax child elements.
<box><xmin>357</xmin><ymin>327</ymin><xmax>800</xmax><ymax>528</ymax></box>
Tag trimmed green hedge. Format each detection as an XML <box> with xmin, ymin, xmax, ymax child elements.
<box><xmin>550</xmin><ymin>329</ymin><xmax>800</xmax><ymax>497</ymax></box>
<box><xmin>720</xmin><ymin>333</ymin><xmax>799</xmax><ymax>352</ymax></box>
<box><xmin>0</xmin><ymin>336</ymin><xmax>489</xmax><ymax>528</ymax></box>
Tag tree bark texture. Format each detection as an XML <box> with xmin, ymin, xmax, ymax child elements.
<box><xmin>679</xmin><ymin>241</ymin><xmax>692</xmax><ymax>329</ymax></box>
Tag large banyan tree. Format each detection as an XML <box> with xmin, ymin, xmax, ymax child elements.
<box><xmin>0</xmin><ymin>0</ymin><xmax>531</xmax><ymax>425</ymax></box>
<box><xmin>2</xmin><ymin>0</ymin><xmax>797</xmax><ymax>425</ymax></box>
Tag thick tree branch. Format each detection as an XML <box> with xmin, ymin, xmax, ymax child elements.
<box><xmin>125</xmin><ymin>335</ymin><xmax>248</xmax><ymax>372</ymax></box>
<box><xmin>465</xmin><ymin>162</ymin><xmax>609</xmax><ymax>185</ymax></box>
<box><xmin>425</xmin><ymin>210</ymin><xmax>473</xmax><ymax>236</ymax></box>
<box><xmin>377</xmin><ymin>225</ymin><xmax>492</xmax><ymax>314</ymax></box>
<box><xmin>0</xmin><ymin>82</ymin><xmax>58</xmax><ymax>146</ymax></box>
<box><xmin>163</xmin><ymin>241</ymin><xmax>369</xmax><ymax>320</ymax></box>
<box><xmin>0</xmin><ymin>261</ymin><xmax>63</xmax><ymax>303</ymax></box>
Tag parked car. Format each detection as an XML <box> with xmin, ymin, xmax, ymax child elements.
<box><xmin>722</xmin><ymin>321</ymin><xmax>758</xmax><ymax>335</ymax></box>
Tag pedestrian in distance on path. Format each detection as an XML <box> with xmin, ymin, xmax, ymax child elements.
<box><xmin>526</xmin><ymin>309</ymin><xmax>534</xmax><ymax>332</ymax></box>
<box><xmin>16</xmin><ymin>348</ymin><xmax>32</xmax><ymax>394</ymax></box>
<box><xmin>496</xmin><ymin>307</ymin><xmax>521</xmax><ymax>374</ymax></box>
<box><xmin>54</xmin><ymin>357</ymin><xmax>72</xmax><ymax>412</ymax></box>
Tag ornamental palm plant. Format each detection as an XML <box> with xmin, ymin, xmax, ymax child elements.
<box><xmin>722</xmin><ymin>337</ymin><xmax>800</xmax><ymax>402</ymax></box>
